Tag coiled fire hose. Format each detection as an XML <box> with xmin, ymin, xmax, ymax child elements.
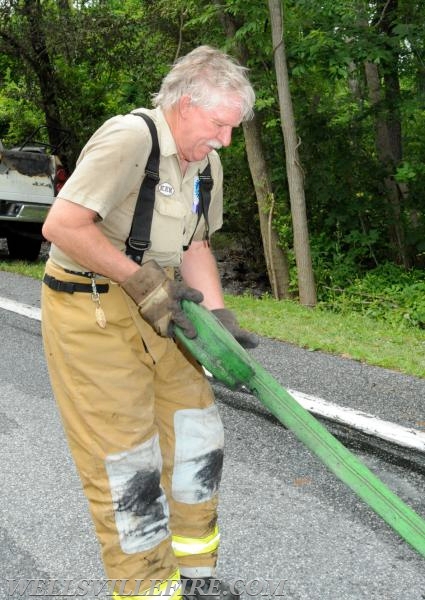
<box><xmin>174</xmin><ymin>301</ymin><xmax>425</xmax><ymax>557</ymax></box>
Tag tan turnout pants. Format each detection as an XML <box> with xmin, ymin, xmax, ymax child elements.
<box><xmin>41</xmin><ymin>260</ymin><xmax>224</xmax><ymax>598</ymax></box>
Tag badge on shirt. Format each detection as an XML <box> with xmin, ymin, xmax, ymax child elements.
<box><xmin>192</xmin><ymin>177</ymin><xmax>200</xmax><ymax>214</ymax></box>
<box><xmin>159</xmin><ymin>182</ymin><xmax>174</xmax><ymax>196</ymax></box>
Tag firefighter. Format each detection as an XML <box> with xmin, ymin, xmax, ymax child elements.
<box><xmin>41</xmin><ymin>45</ymin><xmax>257</xmax><ymax>599</ymax></box>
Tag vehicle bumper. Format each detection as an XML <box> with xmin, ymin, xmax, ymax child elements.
<box><xmin>0</xmin><ymin>201</ymin><xmax>50</xmax><ymax>223</ymax></box>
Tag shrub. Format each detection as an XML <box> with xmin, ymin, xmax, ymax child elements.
<box><xmin>318</xmin><ymin>263</ymin><xmax>425</xmax><ymax>329</ymax></box>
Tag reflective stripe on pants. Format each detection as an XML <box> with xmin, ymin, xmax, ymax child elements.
<box><xmin>172</xmin><ymin>525</ymin><xmax>220</xmax><ymax>558</ymax></box>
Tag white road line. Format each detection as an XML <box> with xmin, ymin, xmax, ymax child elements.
<box><xmin>287</xmin><ymin>388</ymin><xmax>425</xmax><ymax>453</ymax></box>
<box><xmin>206</xmin><ymin>372</ymin><xmax>425</xmax><ymax>453</ymax></box>
<box><xmin>1</xmin><ymin>295</ymin><xmax>424</xmax><ymax>453</ymax></box>
<box><xmin>0</xmin><ymin>296</ymin><xmax>41</xmax><ymax>321</ymax></box>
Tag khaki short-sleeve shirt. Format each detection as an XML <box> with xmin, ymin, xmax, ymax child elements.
<box><xmin>49</xmin><ymin>107</ymin><xmax>223</xmax><ymax>271</ymax></box>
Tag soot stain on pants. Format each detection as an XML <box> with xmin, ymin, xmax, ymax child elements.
<box><xmin>117</xmin><ymin>468</ymin><xmax>168</xmax><ymax>540</ymax></box>
<box><xmin>194</xmin><ymin>449</ymin><xmax>224</xmax><ymax>502</ymax></box>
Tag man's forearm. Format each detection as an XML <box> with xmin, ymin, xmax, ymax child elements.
<box><xmin>180</xmin><ymin>241</ymin><xmax>225</xmax><ymax>310</ymax></box>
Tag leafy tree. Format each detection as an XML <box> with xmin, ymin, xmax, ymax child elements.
<box><xmin>0</xmin><ymin>0</ymin><xmax>175</xmax><ymax>167</ymax></box>
<box><xmin>279</xmin><ymin>0</ymin><xmax>425</xmax><ymax>275</ymax></box>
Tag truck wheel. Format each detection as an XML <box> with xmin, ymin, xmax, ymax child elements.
<box><xmin>6</xmin><ymin>233</ymin><xmax>42</xmax><ymax>262</ymax></box>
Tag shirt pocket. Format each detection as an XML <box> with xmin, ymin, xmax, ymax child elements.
<box><xmin>149</xmin><ymin>195</ymin><xmax>187</xmax><ymax>254</ymax></box>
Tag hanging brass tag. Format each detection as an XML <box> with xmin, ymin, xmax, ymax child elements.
<box><xmin>91</xmin><ymin>277</ymin><xmax>107</xmax><ymax>328</ymax></box>
<box><xmin>95</xmin><ymin>305</ymin><xmax>107</xmax><ymax>329</ymax></box>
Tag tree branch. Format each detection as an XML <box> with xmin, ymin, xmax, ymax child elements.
<box><xmin>0</xmin><ymin>30</ymin><xmax>35</xmax><ymax>67</ymax></box>
<box><xmin>374</xmin><ymin>0</ymin><xmax>392</xmax><ymax>29</ymax></box>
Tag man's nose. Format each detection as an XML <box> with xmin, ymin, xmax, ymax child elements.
<box><xmin>217</xmin><ymin>126</ymin><xmax>233</xmax><ymax>147</ymax></box>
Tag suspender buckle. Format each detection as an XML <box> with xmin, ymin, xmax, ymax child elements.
<box><xmin>127</xmin><ymin>237</ymin><xmax>152</xmax><ymax>252</ymax></box>
<box><xmin>144</xmin><ymin>169</ymin><xmax>160</xmax><ymax>186</ymax></box>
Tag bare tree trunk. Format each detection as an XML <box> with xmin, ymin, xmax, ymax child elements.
<box><xmin>267</xmin><ymin>0</ymin><xmax>316</xmax><ymax>306</ymax></box>
<box><xmin>212</xmin><ymin>0</ymin><xmax>291</xmax><ymax>298</ymax></box>
<box><xmin>243</xmin><ymin>117</ymin><xmax>290</xmax><ymax>298</ymax></box>
<box><xmin>347</xmin><ymin>60</ymin><xmax>361</xmax><ymax>98</ymax></box>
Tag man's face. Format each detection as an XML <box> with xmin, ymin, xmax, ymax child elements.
<box><xmin>176</xmin><ymin>96</ymin><xmax>243</xmax><ymax>163</ymax></box>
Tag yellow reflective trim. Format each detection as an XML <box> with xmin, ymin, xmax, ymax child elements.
<box><xmin>113</xmin><ymin>569</ymin><xmax>182</xmax><ymax>600</ymax></box>
<box><xmin>172</xmin><ymin>524</ymin><xmax>220</xmax><ymax>558</ymax></box>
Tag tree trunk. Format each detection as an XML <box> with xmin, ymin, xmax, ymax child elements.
<box><xmin>212</xmin><ymin>0</ymin><xmax>291</xmax><ymax>298</ymax></box>
<box><xmin>363</xmin><ymin>0</ymin><xmax>410</xmax><ymax>267</ymax></box>
<box><xmin>23</xmin><ymin>0</ymin><xmax>65</xmax><ymax>160</ymax></box>
<box><xmin>267</xmin><ymin>0</ymin><xmax>316</xmax><ymax>306</ymax></box>
<box><xmin>364</xmin><ymin>60</ymin><xmax>407</xmax><ymax>266</ymax></box>
<box><xmin>243</xmin><ymin>117</ymin><xmax>290</xmax><ymax>298</ymax></box>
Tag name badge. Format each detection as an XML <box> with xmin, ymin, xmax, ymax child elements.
<box><xmin>159</xmin><ymin>182</ymin><xmax>174</xmax><ymax>196</ymax></box>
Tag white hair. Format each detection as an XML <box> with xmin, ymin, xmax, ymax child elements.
<box><xmin>152</xmin><ymin>46</ymin><xmax>255</xmax><ymax>121</ymax></box>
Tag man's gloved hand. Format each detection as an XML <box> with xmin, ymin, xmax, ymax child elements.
<box><xmin>212</xmin><ymin>308</ymin><xmax>259</xmax><ymax>349</ymax></box>
<box><xmin>122</xmin><ymin>260</ymin><xmax>203</xmax><ymax>338</ymax></box>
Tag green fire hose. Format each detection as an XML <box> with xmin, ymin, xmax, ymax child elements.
<box><xmin>174</xmin><ymin>301</ymin><xmax>425</xmax><ymax>558</ymax></box>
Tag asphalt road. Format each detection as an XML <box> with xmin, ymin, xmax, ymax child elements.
<box><xmin>0</xmin><ymin>271</ymin><xmax>424</xmax><ymax>600</ymax></box>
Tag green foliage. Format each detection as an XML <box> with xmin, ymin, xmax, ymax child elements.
<box><xmin>0</xmin><ymin>71</ymin><xmax>46</xmax><ymax>144</ymax></box>
<box><xmin>318</xmin><ymin>262</ymin><xmax>425</xmax><ymax>330</ymax></box>
<box><xmin>395</xmin><ymin>161</ymin><xmax>418</xmax><ymax>183</ymax></box>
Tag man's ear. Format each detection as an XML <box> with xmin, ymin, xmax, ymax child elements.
<box><xmin>179</xmin><ymin>95</ymin><xmax>192</xmax><ymax>118</ymax></box>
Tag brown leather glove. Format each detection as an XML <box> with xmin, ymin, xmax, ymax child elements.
<box><xmin>122</xmin><ymin>260</ymin><xmax>203</xmax><ymax>338</ymax></box>
<box><xmin>212</xmin><ymin>308</ymin><xmax>259</xmax><ymax>349</ymax></box>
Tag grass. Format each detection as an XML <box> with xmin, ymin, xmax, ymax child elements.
<box><xmin>225</xmin><ymin>293</ymin><xmax>425</xmax><ymax>379</ymax></box>
<box><xmin>0</xmin><ymin>260</ymin><xmax>45</xmax><ymax>279</ymax></box>
<box><xmin>1</xmin><ymin>258</ymin><xmax>424</xmax><ymax>379</ymax></box>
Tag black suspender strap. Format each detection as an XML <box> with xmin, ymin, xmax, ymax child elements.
<box><xmin>125</xmin><ymin>113</ymin><xmax>160</xmax><ymax>264</ymax></box>
<box><xmin>126</xmin><ymin>112</ymin><xmax>214</xmax><ymax>264</ymax></box>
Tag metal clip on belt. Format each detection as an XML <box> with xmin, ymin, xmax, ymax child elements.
<box><xmin>43</xmin><ymin>274</ymin><xmax>109</xmax><ymax>294</ymax></box>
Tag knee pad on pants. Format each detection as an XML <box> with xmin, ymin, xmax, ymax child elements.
<box><xmin>172</xmin><ymin>405</ymin><xmax>224</xmax><ymax>504</ymax></box>
<box><xmin>105</xmin><ymin>434</ymin><xmax>170</xmax><ymax>553</ymax></box>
